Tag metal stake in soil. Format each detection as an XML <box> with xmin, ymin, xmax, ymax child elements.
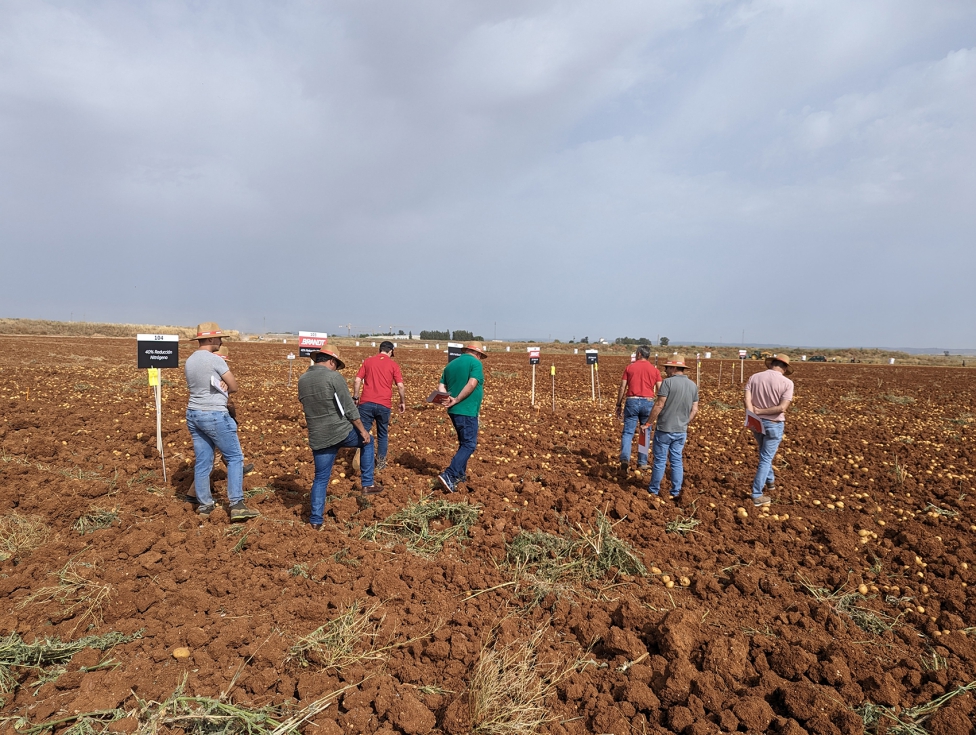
<box><xmin>551</xmin><ymin>364</ymin><xmax>556</xmax><ymax>413</ymax></box>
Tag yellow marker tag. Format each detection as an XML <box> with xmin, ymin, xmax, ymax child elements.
<box><xmin>594</xmin><ymin>363</ymin><xmax>599</xmax><ymax>372</ymax></box>
<box><xmin>147</xmin><ymin>368</ymin><xmax>160</xmax><ymax>386</ymax></box>
<box><xmin>550</xmin><ymin>365</ymin><xmax>556</xmax><ymax>376</ymax></box>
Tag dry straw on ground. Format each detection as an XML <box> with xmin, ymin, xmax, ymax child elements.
<box><xmin>0</xmin><ymin>513</ymin><xmax>49</xmax><ymax>562</ymax></box>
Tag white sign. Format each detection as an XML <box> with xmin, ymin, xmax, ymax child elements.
<box><xmin>890</xmin><ymin>358</ymin><xmax>895</xmax><ymax>365</ymax></box>
<box><xmin>705</xmin><ymin>352</ymin><xmax>711</xmax><ymax>359</ymax></box>
<box><xmin>287</xmin><ymin>353</ymin><xmax>295</xmax><ymax>361</ymax></box>
<box><xmin>738</xmin><ymin>349</ymin><xmax>747</xmax><ymax>358</ymax></box>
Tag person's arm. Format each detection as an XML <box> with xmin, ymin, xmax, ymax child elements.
<box><xmin>353</xmin><ymin>376</ymin><xmax>363</xmax><ymax>402</ymax></box>
<box><xmin>644</xmin><ymin>395</ymin><xmax>667</xmax><ymax>429</ymax></box>
<box><xmin>655</xmin><ymin>379</ymin><xmax>663</xmax><ymax>394</ymax></box>
<box><xmin>351</xmin><ymin>417</ymin><xmax>372</xmax><ymax>444</ymax></box>
<box><xmin>753</xmin><ymin>398</ymin><xmax>792</xmax><ymax>416</ymax></box>
<box><xmin>396</xmin><ymin>382</ymin><xmax>406</xmax><ymax>413</ymax></box>
<box><xmin>220</xmin><ymin>368</ymin><xmax>239</xmax><ymax>394</ymax></box>
<box><xmin>744</xmin><ymin>387</ymin><xmax>754</xmax><ymax>414</ymax></box>
<box><xmin>615</xmin><ymin>380</ymin><xmax>628</xmax><ymax>418</ymax></box>
<box><xmin>688</xmin><ymin>400</ymin><xmax>699</xmax><ymax>425</ymax></box>
<box><xmin>444</xmin><ymin>377</ymin><xmax>479</xmax><ymax>408</ymax></box>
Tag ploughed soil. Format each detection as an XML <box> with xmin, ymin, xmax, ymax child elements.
<box><xmin>1</xmin><ymin>335</ymin><xmax>975</xmax><ymax>735</ymax></box>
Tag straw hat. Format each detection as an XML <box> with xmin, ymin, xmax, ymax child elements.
<box><xmin>664</xmin><ymin>354</ymin><xmax>687</xmax><ymax>368</ymax></box>
<box><xmin>216</xmin><ymin>346</ymin><xmax>230</xmax><ymax>361</ymax></box>
<box><xmin>464</xmin><ymin>341</ymin><xmax>488</xmax><ymax>358</ymax></box>
<box><xmin>764</xmin><ymin>353</ymin><xmax>794</xmax><ymax>376</ymax></box>
<box><xmin>188</xmin><ymin>322</ymin><xmax>230</xmax><ymax>341</ymax></box>
<box><xmin>311</xmin><ymin>345</ymin><xmax>346</xmax><ymax>370</ymax></box>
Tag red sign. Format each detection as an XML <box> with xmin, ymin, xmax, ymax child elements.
<box><xmin>299</xmin><ymin>331</ymin><xmax>328</xmax><ymax>357</ymax></box>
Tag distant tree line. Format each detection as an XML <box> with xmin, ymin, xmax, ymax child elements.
<box><xmin>419</xmin><ymin>329</ymin><xmax>483</xmax><ymax>341</ymax></box>
<box><xmin>614</xmin><ymin>336</ymin><xmax>669</xmax><ymax>346</ymax></box>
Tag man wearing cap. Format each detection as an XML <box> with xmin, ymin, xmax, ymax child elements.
<box><xmin>298</xmin><ymin>345</ymin><xmax>379</xmax><ymax>530</ymax></box>
<box><xmin>615</xmin><ymin>345</ymin><xmax>663</xmax><ymax>471</ymax></box>
<box><xmin>643</xmin><ymin>355</ymin><xmax>699</xmax><ymax>501</ymax></box>
<box><xmin>353</xmin><ymin>341</ymin><xmax>406</xmax><ymax>472</ymax></box>
<box><xmin>744</xmin><ymin>354</ymin><xmax>794</xmax><ymax>507</ymax></box>
<box><xmin>437</xmin><ymin>342</ymin><xmax>487</xmax><ymax>493</ymax></box>
<box><xmin>184</xmin><ymin>322</ymin><xmax>258</xmax><ymax>521</ymax></box>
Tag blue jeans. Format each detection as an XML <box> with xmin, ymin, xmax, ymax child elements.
<box><xmin>751</xmin><ymin>419</ymin><xmax>785</xmax><ymax>498</ymax></box>
<box><xmin>648</xmin><ymin>431</ymin><xmax>687</xmax><ymax>497</ymax></box>
<box><xmin>620</xmin><ymin>397</ymin><xmax>654</xmax><ymax>465</ymax></box>
<box><xmin>444</xmin><ymin>414</ymin><xmax>478</xmax><ymax>483</ymax></box>
<box><xmin>186</xmin><ymin>410</ymin><xmax>244</xmax><ymax>505</ymax></box>
<box><xmin>309</xmin><ymin>428</ymin><xmax>375</xmax><ymax>525</ymax></box>
<box><xmin>358</xmin><ymin>402</ymin><xmax>391</xmax><ymax>460</ymax></box>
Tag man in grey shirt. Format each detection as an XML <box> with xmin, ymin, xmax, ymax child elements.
<box><xmin>643</xmin><ymin>355</ymin><xmax>699</xmax><ymax>501</ymax></box>
<box><xmin>184</xmin><ymin>322</ymin><xmax>258</xmax><ymax>521</ymax></box>
<box><xmin>298</xmin><ymin>345</ymin><xmax>379</xmax><ymax>531</ymax></box>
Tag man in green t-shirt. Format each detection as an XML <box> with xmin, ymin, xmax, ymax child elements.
<box><xmin>437</xmin><ymin>342</ymin><xmax>487</xmax><ymax>492</ymax></box>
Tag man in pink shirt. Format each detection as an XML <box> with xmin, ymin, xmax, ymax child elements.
<box><xmin>744</xmin><ymin>354</ymin><xmax>795</xmax><ymax>507</ymax></box>
<box><xmin>353</xmin><ymin>341</ymin><xmax>406</xmax><ymax>471</ymax></box>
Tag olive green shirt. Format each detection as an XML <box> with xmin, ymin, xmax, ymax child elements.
<box><xmin>298</xmin><ymin>364</ymin><xmax>361</xmax><ymax>450</ymax></box>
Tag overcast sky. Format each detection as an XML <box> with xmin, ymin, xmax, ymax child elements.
<box><xmin>1</xmin><ymin>1</ymin><xmax>974</xmax><ymax>348</ymax></box>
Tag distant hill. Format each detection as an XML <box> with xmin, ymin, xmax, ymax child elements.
<box><xmin>0</xmin><ymin>318</ymin><xmax>233</xmax><ymax>340</ymax></box>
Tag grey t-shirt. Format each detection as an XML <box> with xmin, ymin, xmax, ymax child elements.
<box><xmin>656</xmin><ymin>374</ymin><xmax>699</xmax><ymax>433</ymax></box>
<box><xmin>185</xmin><ymin>350</ymin><xmax>230</xmax><ymax>411</ymax></box>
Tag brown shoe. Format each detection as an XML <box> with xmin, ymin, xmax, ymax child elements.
<box><xmin>362</xmin><ymin>484</ymin><xmax>383</xmax><ymax>495</ymax></box>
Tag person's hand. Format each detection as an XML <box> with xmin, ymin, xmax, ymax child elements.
<box><xmin>219</xmin><ymin>380</ymin><xmax>229</xmax><ymax>393</ymax></box>
<box><xmin>359</xmin><ymin>430</ymin><xmax>372</xmax><ymax>444</ymax></box>
<box><xmin>399</xmin><ymin>401</ymin><xmax>406</xmax><ymax>413</ymax></box>
<box><xmin>353</xmin><ymin>395</ymin><xmax>360</xmax><ymax>404</ymax></box>
<box><xmin>615</xmin><ymin>403</ymin><xmax>623</xmax><ymax>419</ymax></box>
<box><xmin>443</xmin><ymin>396</ymin><xmax>457</xmax><ymax>408</ymax></box>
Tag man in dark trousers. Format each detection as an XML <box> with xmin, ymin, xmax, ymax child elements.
<box><xmin>298</xmin><ymin>345</ymin><xmax>379</xmax><ymax>530</ymax></box>
<box><xmin>437</xmin><ymin>341</ymin><xmax>487</xmax><ymax>493</ymax></box>
<box><xmin>643</xmin><ymin>355</ymin><xmax>699</xmax><ymax>502</ymax></box>
<box><xmin>353</xmin><ymin>340</ymin><xmax>406</xmax><ymax>471</ymax></box>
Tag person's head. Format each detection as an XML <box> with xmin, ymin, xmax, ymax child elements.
<box><xmin>189</xmin><ymin>322</ymin><xmax>229</xmax><ymax>352</ymax></box>
<box><xmin>664</xmin><ymin>354</ymin><xmax>687</xmax><ymax>376</ymax></box>
<box><xmin>463</xmin><ymin>341</ymin><xmax>488</xmax><ymax>360</ymax></box>
<box><xmin>379</xmin><ymin>340</ymin><xmax>395</xmax><ymax>356</ymax></box>
<box><xmin>764</xmin><ymin>354</ymin><xmax>794</xmax><ymax>376</ymax></box>
<box><xmin>215</xmin><ymin>346</ymin><xmax>230</xmax><ymax>361</ymax></box>
<box><xmin>635</xmin><ymin>345</ymin><xmax>651</xmax><ymax>361</ymax></box>
<box><xmin>311</xmin><ymin>346</ymin><xmax>345</xmax><ymax>370</ymax></box>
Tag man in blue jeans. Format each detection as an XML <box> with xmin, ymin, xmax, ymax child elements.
<box><xmin>183</xmin><ymin>321</ymin><xmax>258</xmax><ymax>521</ymax></box>
<box><xmin>437</xmin><ymin>342</ymin><xmax>487</xmax><ymax>493</ymax></box>
<box><xmin>643</xmin><ymin>355</ymin><xmax>699</xmax><ymax>502</ymax></box>
<box><xmin>615</xmin><ymin>345</ymin><xmax>662</xmax><ymax>471</ymax></box>
<box><xmin>744</xmin><ymin>354</ymin><xmax>794</xmax><ymax>507</ymax></box>
<box><xmin>353</xmin><ymin>341</ymin><xmax>406</xmax><ymax>472</ymax></box>
<box><xmin>298</xmin><ymin>345</ymin><xmax>379</xmax><ymax>530</ymax></box>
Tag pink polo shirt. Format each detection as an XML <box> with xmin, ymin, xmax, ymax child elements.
<box><xmin>745</xmin><ymin>369</ymin><xmax>794</xmax><ymax>422</ymax></box>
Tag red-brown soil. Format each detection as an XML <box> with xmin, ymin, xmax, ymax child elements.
<box><xmin>1</xmin><ymin>336</ymin><xmax>975</xmax><ymax>734</ymax></box>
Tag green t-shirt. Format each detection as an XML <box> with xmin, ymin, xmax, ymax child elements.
<box><xmin>441</xmin><ymin>353</ymin><xmax>484</xmax><ymax>416</ymax></box>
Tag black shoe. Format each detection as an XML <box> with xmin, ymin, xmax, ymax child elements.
<box><xmin>198</xmin><ymin>503</ymin><xmax>216</xmax><ymax>517</ymax></box>
<box><xmin>243</xmin><ymin>463</ymin><xmax>255</xmax><ymax>474</ymax></box>
<box><xmin>310</xmin><ymin>523</ymin><xmax>322</xmax><ymax>531</ymax></box>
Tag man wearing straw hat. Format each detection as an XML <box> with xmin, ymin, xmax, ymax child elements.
<box><xmin>643</xmin><ymin>355</ymin><xmax>699</xmax><ymax>501</ymax></box>
<box><xmin>437</xmin><ymin>341</ymin><xmax>487</xmax><ymax>493</ymax></box>
<box><xmin>615</xmin><ymin>344</ymin><xmax>663</xmax><ymax>471</ymax></box>
<box><xmin>183</xmin><ymin>322</ymin><xmax>258</xmax><ymax>521</ymax></box>
<box><xmin>744</xmin><ymin>354</ymin><xmax>794</xmax><ymax>507</ymax></box>
<box><xmin>298</xmin><ymin>344</ymin><xmax>379</xmax><ymax>531</ymax></box>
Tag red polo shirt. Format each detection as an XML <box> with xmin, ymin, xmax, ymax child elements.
<box><xmin>622</xmin><ymin>361</ymin><xmax>662</xmax><ymax>398</ymax></box>
<box><xmin>356</xmin><ymin>353</ymin><xmax>404</xmax><ymax>408</ymax></box>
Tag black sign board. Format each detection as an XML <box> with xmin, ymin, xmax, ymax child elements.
<box><xmin>447</xmin><ymin>342</ymin><xmax>464</xmax><ymax>362</ymax></box>
<box><xmin>137</xmin><ymin>334</ymin><xmax>179</xmax><ymax>369</ymax></box>
<box><xmin>585</xmin><ymin>349</ymin><xmax>599</xmax><ymax>365</ymax></box>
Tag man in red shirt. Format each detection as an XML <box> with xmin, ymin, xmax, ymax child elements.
<box><xmin>353</xmin><ymin>341</ymin><xmax>406</xmax><ymax>471</ymax></box>
<box><xmin>615</xmin><ymin>345</ymin><xmax>662</xmax><ymax>471</ymax></box>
